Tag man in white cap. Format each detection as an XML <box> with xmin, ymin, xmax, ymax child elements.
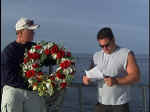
<box><xmin>1</xmin><ymin>17</ymin><xmax>47</xmax><ymax>112</ymax></box>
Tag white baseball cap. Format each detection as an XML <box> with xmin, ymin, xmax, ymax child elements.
<box><xmin>15</xmin><ymin>17</ymin><xmax>40</xmax><ymax>31</ymax></box>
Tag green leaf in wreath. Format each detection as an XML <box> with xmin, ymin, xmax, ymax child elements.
<box><xmin>40</xmin><ymin>54</ymin><xmax>47</xmax><ymax>64</ymax></box>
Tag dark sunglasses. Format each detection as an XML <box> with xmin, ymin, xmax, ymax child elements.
<box><xmin>99</xmin><ymin>40</ymin><xmax>111</xmax><ymax>48</ymax></box>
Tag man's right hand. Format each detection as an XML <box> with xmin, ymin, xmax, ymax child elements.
<box><xmin>82</xmin><ymin>75</ymin><xmax>90</xmax><ymax>85</ymax></box>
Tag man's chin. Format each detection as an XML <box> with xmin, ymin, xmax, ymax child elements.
<box><xmin>27</xmin><ymin>39</ymin><xmax>33</xmax><ymax>42</ymax></box>
<box><xmin>104</xmin><ymin>50</ymin><xmax>111</xmax><ymax>54</ymax></box>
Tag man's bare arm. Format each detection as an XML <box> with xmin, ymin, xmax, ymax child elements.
<box><xmin>115</xmin><ymin>52</ymin><xmax>140</xmax><ymax>85</ymax></box>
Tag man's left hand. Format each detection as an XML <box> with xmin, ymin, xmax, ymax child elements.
<box><xmin>104</xmin><ymin>77</ymin><xmax>117</xmax><ymax>87</ymax></box>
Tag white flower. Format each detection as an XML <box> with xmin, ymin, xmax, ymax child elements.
<box><xmin>28</xmin><ymin>78</ymin><xmax>33</xmax><ymax>84</ymax></box>
<box><xmin>50</xmin><ymin>73</ymin><xmax>54</xmax><ymax>76</ymax></box>
<box><xmin>29</xmin><ymin>65</ymin><xmax>33</xmax><ymax>70</ymax></box>
<box><xmin>24</xmin><ymin>53</ymin><xmax>27</xmax><ymax>56</ymax></box>
<box><xmin>52</xmin><ymin>54</ymin><xmax>57</xmax><ymax>60</ymax></box>
<box><xmin>43</xmin><ymin>45</ymin><xmax>48</xmax><ymax>50</ymax></box>
<box><xmin>43</xmin><ymin>43</ymin><xmax>54</xmax><ymax>50</ymax></box>
<box><xmin>23</xmin><ymin>67</ymin><xmax>27</xmax><ymax>72</ymax></box>
<box><xmin>61</xmin><ymin>58</ymin><xmax>67</xmax><ymax>62</ymax></box>
<box><xmin>29</xmin><ymin>48</ymin><xmax>36</xmax><ymax>53</ymax></box>
<box><xmin>39</xmin><ymin>49</ymin><xmax>44</xmax><ymax>54</ymax></box>
<box><xmin>31</xmin><ymin>59</ymin><xmax>34</xmax><ymax>63</ymax></box>
<box><xmin>68</xmin><ymin>67</ymin><xmax>73</xmax><ymax>73</ymax></box>
<box><xmin>47</xmin><ymin>42</ymin><xmax>54</xmax><ymax>48</ymax></box>
<box><xmin>56</xmin><ymin>67</ymin><xmax>61</xmax><ymax>71</ymax></box>
<box><xmin>63</xmin><ymin>67</ymin><xmax>74</xmax><ymax>74</ymax></box>
<box><xmin>33</xmin><ymin>85</ymin><xmax>37</xmax><ymax>90</ymax></box>
<box><xmin>24</xmin><ymin>65</ymin><xmax>28</xmax><ymax>70</ymax></box>
<box><xmin>46</xmin><ymin>83</ymin><xmax>51</xmax><ymax>89</ymax></box>
<box><xmin>63</xmin><ymin>68</ymin><xmax>70</xmax><ymax>74</ymax></box>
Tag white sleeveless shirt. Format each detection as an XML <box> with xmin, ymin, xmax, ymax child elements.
<box><xmin>93</xmin><ymin>46</ymin><xmax>131</xmax><ymax>105</ymax></box>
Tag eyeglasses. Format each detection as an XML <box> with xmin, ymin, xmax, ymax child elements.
<box><xmin>99</xmin><ymin>40</ymin><xmax>111</xmax><ymax>48</ymax></box>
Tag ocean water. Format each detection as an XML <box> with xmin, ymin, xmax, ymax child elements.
<box><xmin>57</xmin><ymin>54</ymin><xmax>149</xmax><ymax>112</ymax></box>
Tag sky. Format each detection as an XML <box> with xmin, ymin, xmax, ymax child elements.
<box><xmin>1</xmin><ymin>0</ymin><xmax>149</xmax><ymax>54</ymax></box>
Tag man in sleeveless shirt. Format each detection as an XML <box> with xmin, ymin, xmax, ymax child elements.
<box><xmin>83</xmin><ymin>27</ymin><xmax>140</xmax><ymax>112</ymax></box>
<box><xmin>1</xmin><ymin>17</ymin><xmax>47</xmax><ymax>112</ymax></box>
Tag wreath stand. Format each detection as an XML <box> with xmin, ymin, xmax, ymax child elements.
<box><xmin>44</xmin><ymin>65</ymin><xmax>66</xmax><ymax>112</ymax></box>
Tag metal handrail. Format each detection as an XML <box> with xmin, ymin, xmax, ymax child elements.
<box><xmin>67</xmin><ymin>82</ymin><xmax>150</xmax><ymax>112</ymax></box>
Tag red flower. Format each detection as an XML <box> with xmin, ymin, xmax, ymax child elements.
<box><xmin>28</xmin><ymin>51</ymin><xmax>33</xmax><ymax>59</ymax></box>
<box><xmin>36</xmin><ymin>75</ymin><xmax>42</xmax><ymax>81</ymax></box>
<box><xmin>56</xmin><ymin>49</ymin><xmax>65</xmax><ymax>59</ymax></box>
<box><xmin>35</xmin><ymin>45</ymin><xmax>42</xmax><ymax>50</ymax></box>
<box><xmin>50</xmin><ymin>76</ymin><xmax>55</xmax><ymax>81</ymax></box>
<box><xmin>32</xmin><ymin>53</ymin><xmax>40</xmax><ymax>60</ymax></box>
<box><xmin>56</xmin><ymin>51</ymin><xmax>62</xmax><ymax>59</ymax></box>
<box><xmin>60</xmin><ymin>60</ymin><xmax>71</xmax><ymax>69</ymax></box>
<box><xmin>56</xmin><ymin>72</ymin><xmax>65</xmax><ymax>79</ymax></box>
<box><xmin>60</xmin><ymin>50</ymin><xmax>65</xmax><ymax>57</ymax></box>
<box><xmin>62</xmin><ymin>74</ymin><xmax>65</xmax><ymax>79</ymax></box>
<box><xmin>37</xmin><ymin>72</ymin><xmax>43</xmax><ymax>76</ymax></box>
<box><xmin>36</xmin><ymin>72</ymin><xmax>43</xmax><ymax>81</ymax></box>
<box><xmin>33</xmin><ymin>82</ymin><xmax>38</xmax><ymax>87</ymax></box>
<box><xmin>50</xmin><ymin>45</ymin><xmax>58</xmax><ymax>54</ymax></box>
<box><xmin>44</xmin><ymin>49</ymin><xmax>51</xmax><ymax>55</ymax></box>
<box><xmin>66</xmin><ymin>52</ymin><xmax>71</xmax><ymax>57</ymax></box>
<box><xmin>24</xmin><ymin>58</ymin><xmax>29</xmax><ymax>64</ymax></box>
<box><xmin>60</xmin><ymin>63</ymin><xmax>64</xmax><ymax>69</ymax></box>
<box><xmin>32</xmin><ymin>63</ymin><xmax>39</xmax><ymax>68</ymax></box>
<box><xmin>26</xmin><ymin>70</ymin><xmax>35</xmax><ymax>78</ymax></box>
<box><xmin>28</xmin><ymin>52</ymin><xmax>40</xmax><ymax>60</ymax></box>
<box><xmin>60</xmin><ymin>82</ymin><xmax>67</xmax><ymax>88</ymax></box>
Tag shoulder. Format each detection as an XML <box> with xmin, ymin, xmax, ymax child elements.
<box><xmin>1</xmin><ymin>41</ymin><xmax>17</xmax><ymax>62</ymax></box>
<box><xmin>117</xmin><ymin>47</ymin><xmax>133</xmax><ymax>58</ymax></box>
<box><xmin>120</xmin><ymin>48</ymin><xmax>137</xmax><ymax>68</ymax></box>
<box><xmin>119</xmin><ymin>47</ymin><xmax>135</xmax><ymax>58</ymax></box>
<box><xmin>118</xmin><ymin>47</ymin><xmax>131</xmax><ymax>53</ymax></box>
<box><xmin>2</xmin><ymin>41</ymin><xmax>16</xmax><ymax>54</ymax></box>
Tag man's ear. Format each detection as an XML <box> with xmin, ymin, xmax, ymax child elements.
<box><xmin>17</xmin><ymin>30</ymin><xmax>23</xmax><ymax>37</ymax></box>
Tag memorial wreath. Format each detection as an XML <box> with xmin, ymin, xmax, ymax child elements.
<box><xmin>20</xmin><ymin>41</ymin><xmax>75</xmax><ymax>96</ymax></box>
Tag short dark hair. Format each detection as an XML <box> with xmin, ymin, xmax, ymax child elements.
<box><xmin>97</xmin><ymin>27</ymin><xmax>114</xmax><ymax>40</ymax></box>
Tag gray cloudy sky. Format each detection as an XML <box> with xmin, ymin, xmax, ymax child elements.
<box><xmin>1</xmin><ymin>0</ymin><xmax>149</xmax><ymax>54</ymax></box>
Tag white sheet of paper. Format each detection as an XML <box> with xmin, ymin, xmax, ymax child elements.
<box><xmin>85</xmin><ymin>66</ymin><xmax>104</xmax><ymax>81</ymax></box>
